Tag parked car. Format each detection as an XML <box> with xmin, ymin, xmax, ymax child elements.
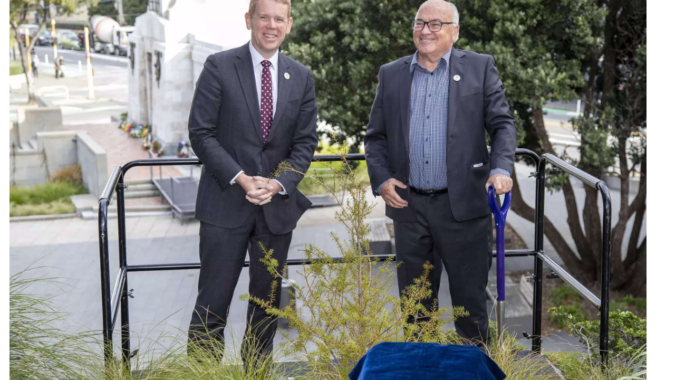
<box><xmin>58</xmin><ymin>30</ymin><xmax>80</xmax><ymax>50</ymax></box>
<box><xmin>36</xmin><ymin>30</ymin><xmax>53</xmax><ymax>46</ymax></box>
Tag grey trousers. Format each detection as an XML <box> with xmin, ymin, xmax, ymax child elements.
<box><xmin>394</xmin><ymin>191</ymin><xmax>493</xmax><ymax>343</ymax></box>
<box><xmin>188</xmin><ymin>208</ymin><xmax>292</xmax><ymax>360</ymax></box>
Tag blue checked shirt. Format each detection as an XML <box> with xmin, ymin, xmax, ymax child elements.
<box><xmin>376</xmin><ymin>48</ymin><xmax>510</xmax><ymax>194</ymax></box>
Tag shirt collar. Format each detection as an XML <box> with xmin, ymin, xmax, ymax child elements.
<box><xmin>410</xmin><ymin>47</ymin><xmax>453</xmax><ymax>73</ymax></box>
<box><xmin>249</xmin><ymin>41</ymin><xmax>279</xmax><ymax>70</ymax></box>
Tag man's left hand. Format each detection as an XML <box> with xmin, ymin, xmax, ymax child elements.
<box><xmin>485</xmin><ymin>174</ymin><xmax>513</xmax><ymax>195</ymax></box>
<box><xmin>246</xmin><ymin>176</ymin><xmax>282</xmax><ymax>206</ymax></box>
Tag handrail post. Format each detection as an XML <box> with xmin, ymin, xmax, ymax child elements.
<box><xmin>598</xmin><ymin>182</ymin><xmax>612</xmax><ymax>365</ymax></box>
<box><xmin>98</xmin><ymin>199</ymin><xmax>114</xmax><ymax>366</ymax></box>
<box><xmin>531</xmin><ymin>158</ymin><xmax>546</xmax><ymax>354</ymax></box>
<box><xmin>117</xmin><ymin>175</ymin><xmax>132</xmax><ymax>369</ymax></box>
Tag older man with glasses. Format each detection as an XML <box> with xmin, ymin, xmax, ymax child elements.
<box><xmin>365</xmin><ymin>0</ymin><xmax>516</xmax><ymax>346</ymax></box>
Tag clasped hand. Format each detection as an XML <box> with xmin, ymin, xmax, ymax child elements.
<box><xmin>236</xmin><ymin>174</ymin><xmax>281</xmax><ymax>206</ymax></box>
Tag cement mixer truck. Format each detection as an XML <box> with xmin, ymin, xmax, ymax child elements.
<box><xmin>89</xmin><ymin>15</ymin><xmax>133</xmax><ymax>56</ymax></box>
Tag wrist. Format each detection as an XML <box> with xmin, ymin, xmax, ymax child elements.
<box><xmin>235</xmin><ymin>174</ymin><xmax>250</xmax><ymax>186</ymax></box>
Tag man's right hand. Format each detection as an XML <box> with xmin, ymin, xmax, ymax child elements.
<box><xmin>381</xmin><ymin>179</ymin><xmax>409</xmax><ymax>208</ymax></box>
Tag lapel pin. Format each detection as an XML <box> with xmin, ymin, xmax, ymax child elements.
<box><xmin>453</xmin><ymin>75</ymin><xmax>461</xmax><ymax>82</ymax></box>
<box><xmin>284</xmin><ymin>72</ymin><xmax>290</xmax><ymax>80</ymax></box>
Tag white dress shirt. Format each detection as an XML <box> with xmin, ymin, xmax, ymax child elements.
<box><xmin>230</xmin><ymin>42</ymin><xmax>286</xmax><ymax>195</ymax></box>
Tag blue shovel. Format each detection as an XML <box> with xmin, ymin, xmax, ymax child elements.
<box><xmin>488</xmin><ymin>185</ymin><xmax>512</xmax><ymax>340</ymax></box>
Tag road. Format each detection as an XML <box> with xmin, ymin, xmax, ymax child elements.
<box><xmin>33</xmin><ymin>45</ymin><xmax>128</xmax><ymax>68</ymax></box>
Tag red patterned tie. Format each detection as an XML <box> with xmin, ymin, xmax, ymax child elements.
<box><xmin>260</xmin><ymin>60</ymin><xmax>273</xmax><ymax>142</ymax></box>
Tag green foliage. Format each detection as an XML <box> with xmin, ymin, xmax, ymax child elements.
<box><xmin>244</xmin><ymin>142</ymin><xmax>463</xmax><ymax>379</ymax></box>
<box><xmin>10</xmin><ymin>61</ymin><xmax>24</xmax><ymax>75</ymax></box>
<box><xmin>549</xmin><ymin>348</ymin><xmax>646</xmax><ymax>380</ymax></box>
<box><xmin>549</xmin><ymin>304</ymin><xmax>586</xmax><ymax>330</ymax></box>
<box><xmin>549</xmin><ymin>284</ymin><xmax>582</xmax><ymax>306</ymax></box>
<box><xmin>10</xmin><ymin>270</ymin><xmax>98</xmax><ymax>379</ymax></box>
<box><xmin>9</xmin><ymin>180</ymin><xmax>86</xmax><ymax>216</ymax></box>
<box><xmin>285</xmin><ymin>0</ymin><xmax>419</xmax><ymax>145</ymax></box>
<box><xmin>10</xmin><ymin>199</ymin><xmax>76</xmax><ymax>217</ymax></box>
<box><xmin>456</xmin><ymin>0</ymin><xmax>603</xmax><ymax>108</ymax></box>
<box><xmin>549</xmin><ymin>308</ymin><xmax>646</xmax><ymax>363</ymax></box>
<box><xmin>51</xmin><ymin>164</ymin><xmax>84</xmax><ymax>186</ymax></box>
<box><xmin>10</xmin><ymin>182</ymin><xmax>87</xmax><ymax>205</ymax></box>
<box><xmin>297</xmin><ymin>140</ymin><xmax>370</xmax><ymax>195</ymax></box>
<box><xmin>611</xmin><ymin>295</ymin><xmax>646</xmax><ymax>312</ymax></box>
<box><xmin>87</xmin><ymin>0</ymin><xmax>149</xmax><ymax>26</ymax></box>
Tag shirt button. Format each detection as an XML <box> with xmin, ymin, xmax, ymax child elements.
<box><xmin>428</xmin><ymin>94</ymin><xmax>432</xmax><ymax>97</ymax></box>
<box><xmin>426</xmin><ymin>116</ymin><xmax>430</xmax><ymax>119</ymax></box>
<box><xmin>426</xmin><ymin>161</ymin><xmax>429</xmax><ymax>164</ymax></box>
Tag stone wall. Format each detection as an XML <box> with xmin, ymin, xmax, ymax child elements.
<box><xmin>10</xmin><ymin>148</ymin><xmax>49</xmax><ymax>186</ymax></box>
<box><xmin>15</xmin><ymin>106</ymin><xmax>63</xmax><ymax>148</ymax></box>
<box><xmin>10</xmin><ymin>131</ymin><xmax>107</xmax><ymax>196</ymax></box>
<box><xmin>76</xmin><ymin>132</ymin><xmax>108</xmax><ymax>196</ymax></box>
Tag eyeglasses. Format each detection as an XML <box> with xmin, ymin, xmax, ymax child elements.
<box><xmin>413</xmin><ymin>20</ymin><xmax>456</xmax><ymax>32</ymax></box>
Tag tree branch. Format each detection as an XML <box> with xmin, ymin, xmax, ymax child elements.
<box><xmin>509</xmin><ymin>166</ymin><xmax>585</xmax><ymax>279</ymax></box>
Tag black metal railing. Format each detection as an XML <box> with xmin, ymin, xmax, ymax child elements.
<box><xmin>97</xmin><ymin>149</ymin><xmax>612</xmax><ymax>368</ymax></box>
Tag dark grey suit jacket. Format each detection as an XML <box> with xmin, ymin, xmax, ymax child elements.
<box><xmin>188</xmin><ymin>43</ymin><xmax>318</xmax><ymax>235</ymax></box>
<box><xmin>365</xmin><ymin>48</ymin><xmax>516</xmax><ymax>223</ymax></box>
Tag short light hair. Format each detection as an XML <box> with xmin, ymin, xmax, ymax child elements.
<box><xmin>418</xmin><ymin>0</ymin><xmax>460</xmax><ymax>41</ymax></box>
<box><xmin>249</xmin><ymin>0</ymin><xmax>292</xmax><ymax>19</ymax></box>
<box><xmin>419</xmin><ymin>0</ymin><xmax>460</xmax><ymax>24</ymax></box>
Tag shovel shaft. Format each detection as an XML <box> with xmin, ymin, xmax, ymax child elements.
<box><xmin>496</xmin><ymin>227</ymin><xmax>505</xmax><ymax>302</ymax></box>
<box><xmin>488</xmin><ymin>185</ymin><xmax>512</xmax><ymax>336</ymax></box>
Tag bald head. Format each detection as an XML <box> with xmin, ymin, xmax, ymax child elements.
<box><xmin>417</xmin><ymin>0</ymin><xmax>459</xmax><ymax>25</ymax></box>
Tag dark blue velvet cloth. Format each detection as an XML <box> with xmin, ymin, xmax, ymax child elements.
<box><xmin>349</xmin><ymin>342</ymin><xmax>506</xmax><ymax>380</ymax></box>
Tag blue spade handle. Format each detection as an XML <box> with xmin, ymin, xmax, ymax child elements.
<box><xmin>488</xmin><ymin>185</ymin><xmax>511</xmax><ymax>302</ymax></box>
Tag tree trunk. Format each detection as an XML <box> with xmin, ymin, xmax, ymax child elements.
<box><xmin>608</xmin><ymin>137</ymin><xmax>631</xmax><ymax>288</ymax></box>
<box><xmin>509</xmin><ymin>166</ymin><xmax>592</xmax><ymax>283</ymax></box>
<box><xmin>625</xmin><ymin>153</ymin><xmax>646</xmax><ymax>268</ymax></box>
<box><xmin>11</xmin><ymin>22</ymin><xmax>47</xmax><ymax>103</ymax></box>
<box><xmin>623</xmin><ymin>238</ymin><xmax>646</xmax><ymax>297</ymax></box>
<box><xmin>532</xmin><ymin>107</ymin><xmax>597</xmax><ymax>280</ymax></box>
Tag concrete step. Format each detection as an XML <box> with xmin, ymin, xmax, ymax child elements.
<box><xmin>125</xmin><ymin>178</ymin><xmax>153</xmax><ymax>185</ymax></box>
<box><xmin>125</xmin><ymin>204</ymin><xmax>171</xmax><ymax>212</ymax></box>
<box><xmin>125</xmin><ymin>183</ymin><xmax>156</xmax><ymax>192</ymax></box>
<box><xmin>112</xmin><ymin>190</ymin><xmax>161</xmax><ymax>199</ymax></box>
<box><xmin>81</xmin><ymin>210</ymin><xmax>173</xmax><ymax>220</ymax></box>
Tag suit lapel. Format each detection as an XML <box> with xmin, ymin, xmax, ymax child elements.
<box><xmin>399</xmin><ymin>58</ymin><xmax>413</xmax><ymax>154</ymax></box>
<box><xmin>234</xmin><ymin>45</ymin><xmax>264</xmax><ymax>145</ymax></box>
<box><xmin>268</xmin><ymin>53</ymin><xmax>291</xmax><ymax>142</ymax></box>
<box><xmin>447</xmin><ymin>49</ymin><xmax>466</xmax><ymax>143</ymax></box>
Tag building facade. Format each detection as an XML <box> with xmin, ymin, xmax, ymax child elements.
<box><xmin>127</xmin><ymin>0</ymin><xmax>250</xmax><ymax>153</ymax></box>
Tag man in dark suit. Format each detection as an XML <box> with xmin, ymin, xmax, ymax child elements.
<box><xmin>187</xmin><ymin>0</ymin><xmax>317</xmax><ymax>360</ymax></box>
<box><xmin>365</xmin><ymin>0</ymin><xmax>516</xmax><ymax>345</ymax></box>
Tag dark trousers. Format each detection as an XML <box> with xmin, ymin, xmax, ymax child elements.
<box><xmin>188</xmin><ymin>208</ymin><xmax>292</xmax><ymax>361</ymax></box>
<box><xmin>394</xmin><ymin>191</ymin><xmax>493</xmax><ymax>344</ymax></box>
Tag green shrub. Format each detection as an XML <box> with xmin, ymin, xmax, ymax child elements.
<box><xmin>549</xmin><ymin>304</ymin><xmax>586</xmax><ymax>329</ymax></box>
<box><xmin>548</xmin><ymin>349</ymin><xmax>646</xmax><ymax>380</ymax></box>
<box><xmin>10</xmin><ymin>199</ymin><xmax>75</xmax><ymax>217</ymax></box>
<box><xmin>245</xmin><ymin>145</ymin><xmax>461</xmax><ymax>379</ymax></box>
<box><xmin>51</xmin><ymin>164</ymin><xmax>84</xmax><ymax>186</ymax></box>
<box><xmin>549</xmin><ymin>284</ymin><xmax>582</xmax><ymax>306</ymax></box>
<box><xmin>9</xmin><ymin>181</ymin><xmax>87</xmax><ymax>217</ymax></box>
<box><xmin>10</xmin><ymin>61</ymin><xmax>23</xmax><ymax>76</ymax></box>
<box><xmin>611</xmin><ymin>295</ymin><xmax>646</xmax><ymax>312</ymax></box>
<box><xmin>10</xmin><ymin>182</ymin><xmax>87</xmax><ymax>205</ymax></box>
<box><xmin>549</xmin><ymin>308</ymin><xmax>646</xmax><ymax>363</ymax></box>
<box><xmin>10</xmin><ymin>270</ymin><xmax>98</xmax><ymax>379</ymax></box>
